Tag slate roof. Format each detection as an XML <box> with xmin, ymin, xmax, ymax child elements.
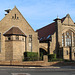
<box><xmin>36</xmin><ymin>16</ymin><xmax>66</xmax><ymax>41</ymax></box>
<box><xmin>36</xmin><ymin>22</ymin><xmax>55</xmax><ymax>41</ymax></box>
<box><xmin>4</xmin><ymin>27</ymin><xmax>26</xmax><ymax>36</ymax></box>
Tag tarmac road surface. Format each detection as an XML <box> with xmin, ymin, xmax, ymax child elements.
<box><xmin>0</xmin><ymin>66</ymin><xmax>74</xmax><ymax>75</ymax></box>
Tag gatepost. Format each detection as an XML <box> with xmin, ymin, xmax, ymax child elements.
<box><xmin>43</xmin><ymin>55</ymin><xmax>49</xmax><ymax>66</ymax></box>
<box><xmin>43</xmin><ymin>55</ymin><xmax>48</xmax><ymax>62</ymax></box>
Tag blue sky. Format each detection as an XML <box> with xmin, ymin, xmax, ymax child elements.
<box><xmin>0</xmin><ymin>0</ymin><xmax>75</xmax><ymax>30</ymax></box>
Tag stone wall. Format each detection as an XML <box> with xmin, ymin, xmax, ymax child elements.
<box><xmin>50</xmin><ymin>32</ymin><xmax>56</xmax><ymax>54</ymax></box>
<box><xmin>63</xmin><ymin>47</ymin><xmax>70</xmax><ymax>60</ymax></box>
<box><xmin>5</xmin><ymin>41</ymin><xmax>13</xmax><ymax>60</ymax></box>
<box><xmin>39</xmin><ymin>43</ymin><xmax>48</xmax><ymax>52</ymax></box>
<box><xmin>13</xmin><ymin>41</ymin><xmax>25</xmax><ymax>61</ymax></box>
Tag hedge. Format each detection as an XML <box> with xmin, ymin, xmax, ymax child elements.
<box><xmin>48</xmin><ymin>54</ymin><xmax>56</xmax><ymax>60</ymax></box>
<box><xmin>48</xmin><ymin>58</ymin><xmax>63</xmax><ymax>62</ymax></box>
<box><xmin>23</xmin><ymin>52</ymin><xmax>38</xmax><ymax>61</ymax></box>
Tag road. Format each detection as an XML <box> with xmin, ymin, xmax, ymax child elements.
<box><xmin>0</xmin><ymin>66</ymin><xmax>75</xmax><ymax>75</ymax></box>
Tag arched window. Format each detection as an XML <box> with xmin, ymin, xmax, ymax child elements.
<box><xmin>62</xmin><ymin>30</ymin><xmax>75</xmax><ymax>47</ymax></box>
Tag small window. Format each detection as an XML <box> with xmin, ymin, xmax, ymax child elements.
<box><xmin>8</xmin><ymin>36</ymin><xmax>11</xmax><ymax>40</ymax></box>
<box><xmin>16</xmin><ymin>36</ymin><xmax>19</xmax><ymax>40</ymax></box>
<box><xmin>29</xmin><ymin>35</ymin><xmax>32</xmax><ymax>42</ymax></box>
<box><xmin>66</xmin><ymin>50</ymin><xmax>68</xmax><ymax>55</ymax></box>
<box><xmin>12</xmin><ymin>16</ymin><xmax>14</xmax><ymax>19</ymax></box>
<box><xmin>15</xmin><ymin>14</ymin><xmax>16</xmax><ymax>19</ymax></box>
<box><xmin>47</xmin><ymin>35</ymin><xmax>51</xmax><ymax>39</ymax></box>
<box><xmin>17</xmin><ymin>17</ymin><xmax>19</xmax><ymax>19</ymax></box>
<box><xmin>22</xmin><ymin>37</ymin><xmax>24</xmax><ymax>41</ymax></box>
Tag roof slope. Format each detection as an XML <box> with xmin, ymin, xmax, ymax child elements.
<box><xmin>1</xmin><ymin>6</ymin><xmax>35</xmax><ymax>32</ymax></box>
<box><xmin>4</xmin><ymin>27</ymin><xmax>26</xmax><ymax>36</ymax></box>
<box><xmin>36</xmin><ymin>22</ymin><xmax>55</xmax><ymax>40</ymax></box>
<box><xmin>36</xmin><ymin>16</ymin><xmax>66</xmax><ymax>41</ymax></box>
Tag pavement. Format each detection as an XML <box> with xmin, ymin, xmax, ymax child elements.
<box><xmin>0</xmin><ymin>65</ymin><xmax>75</xmax><ymax>69</ymax></box>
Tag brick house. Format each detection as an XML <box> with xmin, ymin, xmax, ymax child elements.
<box><xmin>0</xmin><ymin>6</ymin><xmax>39</xmax><ymax>61</ymax></box>
<box><xmin>37</xmin><ymin>14</ymin><xmax>75</xmax><ymax>60</ymax></box>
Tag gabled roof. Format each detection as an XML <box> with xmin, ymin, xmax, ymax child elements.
<box><xmin>36</xmin><ymin>16</ymin><xmax>66</xmax><ymax>41</ymax></box>
<box><xmin>1</xmin><ymin>6</ymin><xmax>35</xmax><ymax>32</ymax></box>
<box><xmin>4</xmin><ymin>27</ymin><xmax>26</xmax><ymax>36</ymax></box>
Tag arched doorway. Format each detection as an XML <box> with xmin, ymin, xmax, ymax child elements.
<box><xmin>39</xmin><ymin>48</ymin><xmax>48</xmax><ymax>60</ymax></box>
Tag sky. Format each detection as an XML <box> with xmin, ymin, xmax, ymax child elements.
<box><xmin>0</xmin><ymin>0</ymin><xmax>75</xmax><ymax>31</ymax></box>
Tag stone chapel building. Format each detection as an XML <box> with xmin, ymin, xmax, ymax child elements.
<box><xmin>0</xmin><ymin>6</ymin><xmax>39</xmax><ymax>61</ymax></box>
<box><xmin>37</xmin><ymin>14</ymin><xmax>75</xmax><ymax>60</ymax></box>
<box><xmin>0</xmin><ymin>6</ymin><xmax>75</xmax><ymax>61</ymax></box>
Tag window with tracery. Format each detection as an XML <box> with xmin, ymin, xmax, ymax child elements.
<box><xmin>62</xmin><ymin>30</ymin><xmax>75</xmax><ymax>47</ymax></box>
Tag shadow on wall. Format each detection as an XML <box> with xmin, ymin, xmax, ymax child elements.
<box><xmin>40</xmin><ymin>48</ymin><xmax>48</xmax><ymax>55</ymax></box>
<box><xmin>55</xmin><ymin>42</ymin><xmax>63</xmax><ymax>59</ymax></box>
